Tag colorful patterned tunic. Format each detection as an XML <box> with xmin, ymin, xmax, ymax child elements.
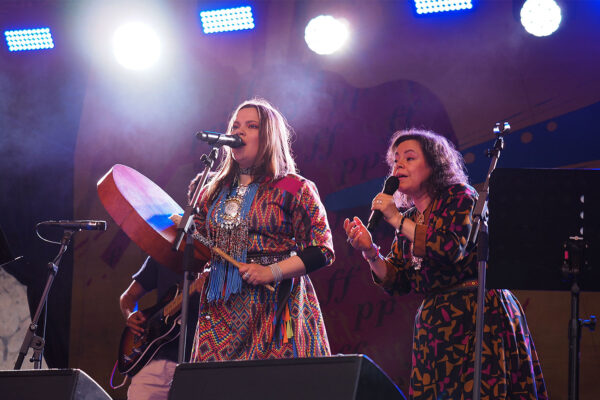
<box><xmin>376</xmin><ymin>183</ymin><xmax>548</xmax><ymax>400</ymax></box>
<box><xmin>190</xmin><ymin>174</ymin><xmax>334</xmax><ymax>361</ymax></box>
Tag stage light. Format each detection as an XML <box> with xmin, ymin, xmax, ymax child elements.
<box><xmin>520</xmin><ymin>0</ymin><xmax>561</xmax><ymax>37</ymax></box>
<box><xmin>200</xmin><ymin>6</ymin><xmax>255</xmax><ymax>34</ymax></box>
<box><xmin>112</xmin><ymin>22</ymin><xmax>161</xmax><ymax>70</ymax></box>
<box><xmin>4</xmin><ymin>28</ymin><xmax>54</xmax><ymax>52</ymax></box>
<box><xmin>304</xmin><ymin>15</ymin><xmax>349</xmax><ymax>55</ymax></box>
<box><xmin>413</xmin><ymin>0</ymin><xmax>474</xmax><ymax>15</ymax></box>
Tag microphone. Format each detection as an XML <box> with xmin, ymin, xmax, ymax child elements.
<box><xmin>38</xmin><ymin>220</ymin><xmax>107</xmax><ymax>231</ymax></box>
<box><xmin>195</xmin><ymin>131</ymin><xmax>245</xmax><ymax>148</ymax></box>
<box><xmin>366</xmin><ymin>176</ymin><xmax>400</xmax><ymax>232</ymax></box>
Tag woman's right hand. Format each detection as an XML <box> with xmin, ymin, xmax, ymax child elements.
<box><xmin>343</xmin><ymin>216</ymin><xmax>373</xmax><ymax>252</ymax></box>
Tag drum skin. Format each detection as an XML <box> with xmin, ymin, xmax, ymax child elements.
<box><xmin>97</xmin><ymin>164</ymin><xmax>209</xmax><ymax>274</ymax></box>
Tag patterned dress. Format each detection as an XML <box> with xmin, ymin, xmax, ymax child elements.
<box><xmin>376</xmin><ymin>183</ymin><xmax>548</xmax><ymax>400</ymax></box>
<box><xmin>190</xmin><ymin>174</ymin><xmax>334</xmax><ymax>361</ymax></box>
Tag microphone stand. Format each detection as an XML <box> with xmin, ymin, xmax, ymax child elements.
<box><xmin>470</xmin><ymin>122</ymin><xmax>510</xmax><ymax>400</ymax></box>
<box><xmin>562</xmin><ymin>236</ymin><xmax>596</xmax><ymax>400</ymax></box>
<box><xmin>173</xmin><ymin>147</ymin><xmax>219</xmax><ymax>363</ymax></box>
<box><xmin>14</xmin><ymin>229</ymin><xmax>75</xmax><ymax>370</ymax></box>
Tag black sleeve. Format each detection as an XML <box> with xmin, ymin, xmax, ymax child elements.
<box><xmin>297</xmin><ymin>246</ymin><xmax>328</xmax><ymax>274</ymax></box>
<box><xmin>131</xmin><ymin>256</ymin><xmax>158</xmax><ymax>292</ymax></box>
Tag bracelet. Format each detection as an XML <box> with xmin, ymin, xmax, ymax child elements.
<box><xmin>362</xmin><ymin>243</ymin><xmax>381</xmax><ymax>263</ymax></box>
<box><xmin>269</xmin><ymin>262</ymin><xmax>283</xmax><ymax>284</ymax></box>
<box><xmin>396</xmin><ymin>214</ymin><xmax>406</xmax><ymax>236</ymax></box>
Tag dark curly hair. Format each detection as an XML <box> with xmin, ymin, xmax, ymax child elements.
<box><xmin>386</xmin><ymin>129</ymin><xmax>468</xmax><ymax>208</ymax></box>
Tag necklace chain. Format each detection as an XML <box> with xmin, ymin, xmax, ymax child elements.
<box><xmin>411</xmin><ymin>207</ymin><xmax>427</xmax><ymax>270</ymax></box>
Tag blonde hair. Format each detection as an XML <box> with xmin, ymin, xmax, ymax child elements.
<box><xmin>201</xmin><ymin>98</ymin><xmax>297</xmax><ymax>202</ymax></box>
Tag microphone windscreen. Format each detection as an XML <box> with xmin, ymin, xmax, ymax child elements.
<box><xmin>382</xmin><ymin>176</ymin><xmax>399</xmax><ymax>195</ymax></box>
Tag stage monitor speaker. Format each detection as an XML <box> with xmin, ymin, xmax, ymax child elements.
<box><xmin>0</xmin><ymin>368</ymin><xmax>112</xmax><ymax>400</ymax></box>
<box><xmin>168</xmin><ymin>354</ymin><xmax>405</xmax><ymax>400</ymax></box>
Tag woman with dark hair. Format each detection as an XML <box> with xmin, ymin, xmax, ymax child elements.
<box><xmin>344</xmin><ymin>129</ymin><xmax>547</xmax><ymax>399</ymax></box>
<box><xmin>187</xmin><ymin>98</ymin><xmax>334</xmax><ymax>362</ymax></box>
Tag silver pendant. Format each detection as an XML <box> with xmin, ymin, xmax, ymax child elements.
<box><xmin>221</xmin><ymin>197</ymin><xmax>242</xmax><ymax>228</ymax></box>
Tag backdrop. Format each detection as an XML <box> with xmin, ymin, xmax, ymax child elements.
<box><xmin>1</xmin><ymin>1</ymin><xmax>599</xmax><ymax>399</ymax></box>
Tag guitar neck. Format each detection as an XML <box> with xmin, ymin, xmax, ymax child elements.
<box><xmin>163</xmin><ymin>275</ymin><xmax>205</xmax><ymax>318</ymax></box>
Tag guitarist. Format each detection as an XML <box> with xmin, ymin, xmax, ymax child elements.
<box><xmin>119</xmin><ymin>256</ymin><xmax>199</xmax><ymax>400</ymax></box>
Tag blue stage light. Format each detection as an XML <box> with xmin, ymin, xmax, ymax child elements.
<box><xmin>200</xmin><ymin>6</ymin><xmax>255</xmax><ymax>34</ymax></box>
<box><xmin>4</xmin><ymin>27</ymin><xmax>54</xmax><ymax>51</ymax></box>
<box><xmin>413</xmin><ymin>0</ymin><xmax>474</xmax><ymax>15</ymax></box>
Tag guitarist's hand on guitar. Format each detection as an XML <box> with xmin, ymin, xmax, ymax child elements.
<box><xmin>126</xmin><ymin>310</ymin><xmax>147</xmax><ymax>337</ymax></box>
<box><xmin>118</xmin><ymin>274</ymin><xmax>207</xmax><ymax>377</ymax></box>
<box><xmin>238</xmin><ymin>263</ymin><xmax>276</xmax><ymax>286</ymax></box>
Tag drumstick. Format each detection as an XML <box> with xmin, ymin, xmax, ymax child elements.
<box><xmin>212</xmin><ymin>247</ymin><xmax>275</xmax><ymax>292</ymax></box>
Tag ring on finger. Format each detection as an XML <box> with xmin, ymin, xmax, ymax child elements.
<box><xmin>243</xmin><ymin>272</ymin><xmax>250</xmax><ymax>279</ymax></box>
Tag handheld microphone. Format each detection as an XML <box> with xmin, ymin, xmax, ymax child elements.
<box><xmin>366</xmin><ymin>176</ymin><xmax>400</xmax><ymax>232</ymax></box>
<box><xmin>195</xmin><ymin>131</ymin><xmax>245</xmax><ymax>148</ymax></box>
<box><xmin>38</xmin><ymin>220</ymin><xmax>107</xmax><ymax>231</ymax></box>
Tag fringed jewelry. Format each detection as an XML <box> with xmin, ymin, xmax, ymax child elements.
<box><xmin>206</xmin><ymin>178</ymin><xmax>259</xmax><ymax>302</ymax></box>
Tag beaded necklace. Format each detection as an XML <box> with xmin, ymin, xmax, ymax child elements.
<box><xmin>206</xmin><ymin>176</ymin><xmax>259</xmax><ymax>302</ymax></box>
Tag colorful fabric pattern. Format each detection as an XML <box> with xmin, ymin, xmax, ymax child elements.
<box><xmin>377</xmin><ymin>183</ymin><xmax>548</xmax><ymax>399</ymax></box>
<box><xmin>190</xmin><ymin>174</ymin><xmax>334</xmax><ymax>362</ymax></box>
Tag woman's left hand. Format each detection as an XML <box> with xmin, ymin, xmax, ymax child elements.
<box><xmin>238</xmin><ymin>263</ymin><xmax>275</xmax><ymax>285</ymax></box>
<box><xmin>372</xmin><ymin>193</ymin><xmax>402</xmax><ymax>229</ymax></box>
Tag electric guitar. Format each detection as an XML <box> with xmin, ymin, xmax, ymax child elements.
<box><xmin>117</xmin><ymin>274</ymin><xmax>206</xmax><ymax>377</ymax></box>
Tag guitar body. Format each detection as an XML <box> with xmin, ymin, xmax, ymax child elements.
<box><xmin>117</xmin><ymin>275</ymin><xmax>206</xmax><ymax>377</ymax></box>
<box><xmin>118</xmin><ymin>286</ymin><xmax>180</xmax><ymax>376</ymax></box>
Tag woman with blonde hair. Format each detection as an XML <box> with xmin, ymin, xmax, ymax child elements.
<box><xmin>190</xmin><ymin>98</ymin><xmax>334</xmax><ymax>361</ymax></box>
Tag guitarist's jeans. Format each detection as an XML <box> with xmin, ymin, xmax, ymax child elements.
<box><xmin>127</xmin><ymin>359</ymin><xmax>177</xmax><ymax>400</ymax></box>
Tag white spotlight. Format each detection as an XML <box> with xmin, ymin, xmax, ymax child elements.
<box><xmin>113</xmin><ymin>22</ymin><xmax>161</xmax><ymax>70</ymax></box>
<box><xmin>520</xmin><ymin>0</ymin><xmax>562</xmax><ymax>37</ymax></box>
<box><xmin>304</xmin><ymin>15</ymin><xmax>349</xmax><ymax>55</ymax></box>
